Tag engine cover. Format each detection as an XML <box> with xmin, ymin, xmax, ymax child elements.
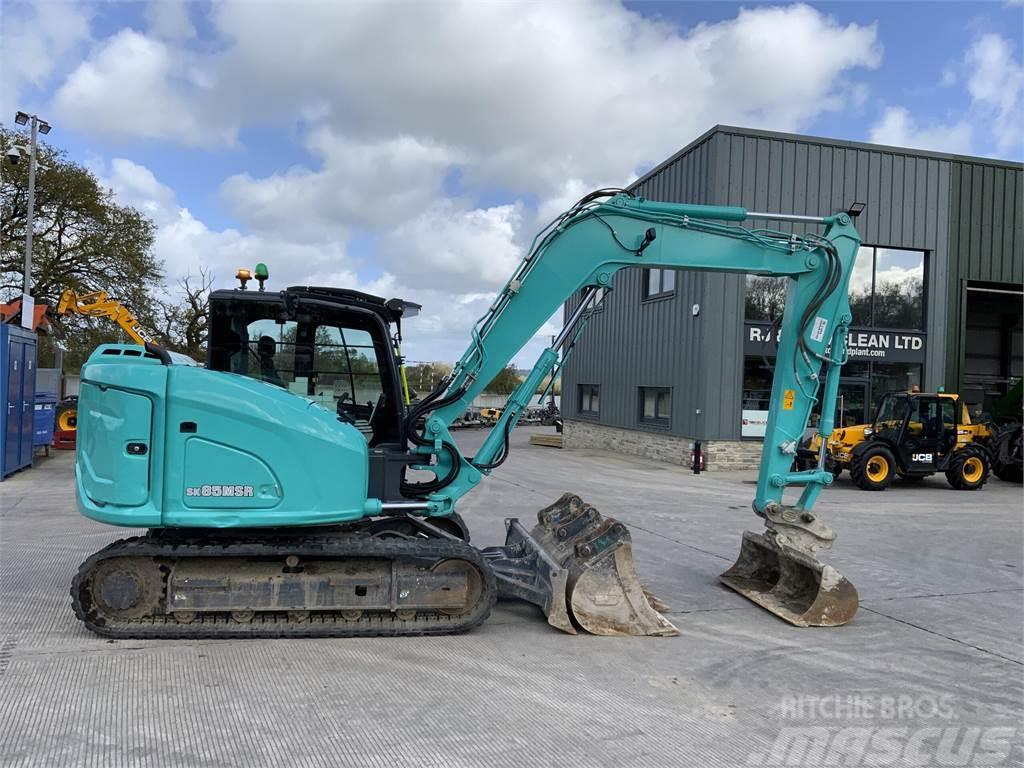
<box><xmin>76</xmin><ymin>344</ymin><xmax>370</xmax><ymax>528</ymax></box>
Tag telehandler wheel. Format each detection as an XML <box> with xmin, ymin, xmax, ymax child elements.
<box><xmin>945</xmin><ymin>446</ymin><xmax>990</xmax><ymax>490</ymax></box>
<box><xmin>850</xmin><ymin>446</ymin><xmax>895</xmax><ymax>491</ymax></box>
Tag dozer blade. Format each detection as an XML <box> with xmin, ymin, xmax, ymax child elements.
<box><xmin>720</xmin><ymin>530</ymin><xmax>858</xmax><ymax>627</ymax></box>
<box><xmin>482</xmin><ymin>493</ymin><xmax>678</xmax><ymax>637</ymax></box>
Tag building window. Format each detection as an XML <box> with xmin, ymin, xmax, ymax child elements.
<box><xmin>578</xmin><ymin>384</ymin><xmax>599</xmax><ymax>415</ymax></box>
<box><xmin>643</xmin><ymin>268</ymin><xmax>675</xmax><ymax>300</ymax></box>
<box><xmin>744</xmin><ymin>247</ymin><xmax>925</xmax><ymax>330</ymax></box>
<box><xmin>849</xmin><ymin>247</ymin><xmax>925</xmax><ymax>330</ymax></box>
<box><xmin>639</xmin><ymin>387</ymin><xmax>671</xmax><ymax>425</ymax></box>
<box><xmin>741</xmin><ymin>358</ymin><xmax>773</xmax><ymax>438</ymax></box>
<box><xmin>869</xmin><ymin>363</ymin><xmax>922</xmax><ymax>418</ymax></box>
<box><xmin>744</xmin><ymin>276</ymin><xmax>788</xmax><ymax>322</ymax></box>
<box><xmin>741</xmin><ymin>356</ymin><xmax>923</xmax><ymax>437</ymax></box>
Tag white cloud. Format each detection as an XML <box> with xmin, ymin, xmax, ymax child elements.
<box><xmin>220</xmin><ymin>130</ymin><xmax>458</xmax><ymax>240</ymax></box>
<box><xmin>102</xmin><ymin>158</ymin><xmax>359</xmax><ymax>290</ymax></box>
<box><xmin>380</xmin><ymin>201</ymin><xmax>525</xmax><ymax>293</ymax></box>
<box><xmin>0</xmin><ymin>0</ymin><xmax>91</xmax><ymax>118</ymax></box>
<box><xmin>201</xmin><ymin>1</ymin><xmax>880</xmax><ymax>196</ymax></box>
<box><xmin>873</xmin><ymin>32</ymin><xmax>1023</xmax><ymax>157</ymax></box>
<box><xmin>53</xmin><ymin>3</ymin><xmax>880</xmax><ymax>190</ymax></box>
<box><xmin>53</xmin><ymin>31</ymin><xmax>225</xmax><ymax>146</ymax></box>
<box><xmin>106</xmin><ymin>159</ymin><xmax>179</xmax><ymax>226</ymax></box>
<box><xmin>145</xmin><ymin>0</ymin><xmax>195</xmax><ymax>43</ymax></box>
<box><xmin>204</xmin><ymin>1</ymin><xmax>881</xmax><ymax>322</ymax></box>
<box><xmin>46</xmin><ymin>2</ymin><xmax>884</xmax><ymax>363</ymax></box>
<box><xmin>868</xmin><ymin>106</ymin><xmax>974</xmax><ymax>154</ymax></box>
<box><xmin>964</xmin><ymin>33</ymin><xmax>1024</xmax><ymax>151</ymax></box>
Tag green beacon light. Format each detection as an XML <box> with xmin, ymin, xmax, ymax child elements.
<box><xmin>254</xmin><ymin>263</ymin><xmax>269</xmax><ymax>291</ymax></box>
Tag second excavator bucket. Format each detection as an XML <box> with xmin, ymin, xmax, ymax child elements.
<box><xmin>483</xmin><ymin>494</ymin><xmax>678</xmax><ymax>637</ymax></box>
<box><xmin>720</xmin><ymin>529</ymin><xmax>858</xmax><ymax>627</ymax></box>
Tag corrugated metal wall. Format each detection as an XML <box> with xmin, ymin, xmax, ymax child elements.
<box><xmin>563</xmin><ymin>125</ymin><xmax>1023</xmax><ymax>441</ymax></box>
<box><xmin>561</xmin><ymin>134</ymin><xmax>715</xmax><ymax>437</ymax></box>
<box><xmin>945</xmin><ymin>160</ymin><xmax>1024</xmax><ymax>389</ymax></box>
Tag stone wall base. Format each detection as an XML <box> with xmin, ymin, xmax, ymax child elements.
<box><xmin>562</xmin><ymin>419</ymin><xmax>763</xmax><ymax>471</ymax></box>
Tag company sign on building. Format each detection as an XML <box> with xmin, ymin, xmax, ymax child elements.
<box><xmin>744</xmin><ymin>323</ymin><xmax>926</xmax><ymax>364</ymax></box>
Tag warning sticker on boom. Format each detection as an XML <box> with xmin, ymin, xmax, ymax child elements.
<box><xmin>782</xmin><ymin>389</ymin><xmax>796</xmax><ymax>410</ymax></box>
<box><xmin>811</xmin><ymin>316</ymin><xmax>829</xmax><ymax>342</ymax></box>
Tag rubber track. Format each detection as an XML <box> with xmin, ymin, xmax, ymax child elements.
<box><xmin>71</xmin><ymin>533</ymin><xmax>497</xmax><ymax>639</ymax></box>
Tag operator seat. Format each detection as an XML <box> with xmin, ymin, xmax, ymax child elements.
<box><xmin>257</xmin><ymin>336</ymin><xmax>285</xmax><ymax>388</ymax></box>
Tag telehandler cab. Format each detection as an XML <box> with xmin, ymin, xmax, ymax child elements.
<box><xmin>71</xmin><ymin>189</ymin><xmax>864</xmax><ymax>638</ymax></box>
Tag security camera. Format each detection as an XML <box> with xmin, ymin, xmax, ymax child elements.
<box><xmin>6</xmin><ymin>148</ymin><xmax>20</xmax><ymax>166</ymax></box>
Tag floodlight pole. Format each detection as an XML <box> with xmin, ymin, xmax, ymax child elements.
<box><xmin>22</xmin><ymin>114</ymin><xmax>38</xmax><ymax>300</ymax></box>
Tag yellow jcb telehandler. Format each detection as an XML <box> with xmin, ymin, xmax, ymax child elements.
<box><xmin>800</xmin><ymin>390</ymin><xmax>992</xmax><ymax>490</ymax></box>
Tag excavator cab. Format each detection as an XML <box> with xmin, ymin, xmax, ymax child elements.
<box><xmin>207</xmin><ymin>285</ymin><xmax>417</xmax><ymax>447</ymax></box>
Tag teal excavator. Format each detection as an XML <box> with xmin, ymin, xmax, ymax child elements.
<box><xmin>71</xmin><ymin>189</ymin><xmax>862</xmax><ymax>638</ymax></box>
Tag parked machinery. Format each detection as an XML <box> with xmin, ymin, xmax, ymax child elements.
<box><xmin>989</xmin><ymin>381</ymin><xmax>1023</xmax><ymax>483</ymax></box>
<box><xmin>71</xmin><ymin>189</ymin><xmax>865</xmax><ymax>638</ymax></box>
<box><xmin>802</xmin><ymin>391</ymin><xmax>992</xmax><ymax>491</ymax></box>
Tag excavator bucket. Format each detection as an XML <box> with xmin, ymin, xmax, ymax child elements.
<box><xmin>720</xmin><ymin>530</ymin><xmax>858</xmax><ymax>627</ymax></box>
<box><xmin>483</xmin><ymin>494</ymin><xmax>678</xmax><ymax>636</ymax></box>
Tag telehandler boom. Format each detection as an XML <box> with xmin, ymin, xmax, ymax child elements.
<box><xmin>71</xmin><ymin>189</ymin><xmax>862</xmax><ymax>637</ymax></box>
<box><xmin>56</xmin><ymin>289</ymin><xmax>154</xmax><ymax>346</ymax></box>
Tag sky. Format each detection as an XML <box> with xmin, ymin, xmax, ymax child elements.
<box><xmin>1</xmin><ymin>0</ymin><xmax>1022</xmax><ymax>366</ymax></box>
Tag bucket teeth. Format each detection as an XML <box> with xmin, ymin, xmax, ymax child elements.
<box><xmin>487</xmin><ymin>494</ymin><xmax>678</xmax><ymax>637</ymax></box>
<box><xmin>720</xmin><ymin>530</ymin><xmax>859</xmax><ymax>627</ymax></box>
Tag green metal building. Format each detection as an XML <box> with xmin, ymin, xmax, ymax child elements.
<box><xmin>561</xmin><ymin>125</ymin><xmax>1023</xmax><ymax>469</ymax></box>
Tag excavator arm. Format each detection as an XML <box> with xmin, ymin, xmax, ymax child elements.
<box><xmin>56</xmin><ymin>289</ymin><xmax>154</xmax><ymax>346</ymax></box>
<box><xmin>405</xmin><ymin>190</ymin><xmax>862</xmax><ymax>631</ymax></box>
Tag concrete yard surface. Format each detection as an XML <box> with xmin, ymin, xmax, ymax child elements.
<box><xmin>1</xmin><ymin>427</ymin><xmax>1022</xmax><ymax>767</ymax></box>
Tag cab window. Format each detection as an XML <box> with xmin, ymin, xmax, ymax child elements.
<box><xmin>908</xmin><ymin>398</ymin><xmax>949</xmax><ymax>438</ymax></box>
<box><xmin>873</xmin><ymin>394</ymin><xmax>910</xmax><ymax>441</ymax></box>
<box><xmin>237</xmin><ymin>320</ymin><xmax>384</xmax><ymax>424</ymax></box>
<box><xmin>309</xmin><ymin>326</ymin><xmax>383</xmax><ymax>418</ymax></box>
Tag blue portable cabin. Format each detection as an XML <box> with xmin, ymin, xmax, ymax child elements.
<box><xmin>1</xmin><ymin>324</ymin><xmax>38</xmax><ymax>478</ymax></box>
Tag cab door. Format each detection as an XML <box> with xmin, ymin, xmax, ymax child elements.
<box><xmin>902</xmin><ymin>397</ymin><xmax>951</xmax><ymax>472</ymax></box>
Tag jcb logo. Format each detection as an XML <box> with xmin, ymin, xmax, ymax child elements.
<box><xmin>912</xmin><ymin>453</ymin><xmax>933</xmax><ymax>462</ymax></box>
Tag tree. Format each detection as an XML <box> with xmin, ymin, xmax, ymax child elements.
<box><xmin>151</xmin><ymin>268</ymin><xmax>214</xmax><ymax>361</ymax></box>
<box><xmin>744</xmin><ymin>276</ymin><xmax>787</xmax><ymax>321</ymax></box>
<box><xmin>871</xmin><ymin>278</ymin><xmax>923</xmax><ymax>329</ymax></box>
<box><xmin>485</xmin><ymin>364</ymin><xmax>522</xmax><ymax>394</ymax></box>
<box><xmin>2</xmin><ymin>127</ymin><xmax>167</xmax><ymax>369</ymax></box>
<box><xmin>405</xmin><ymin>362</ymin><xmax>453</xmax><ymax>399</ymax></box>
<box><xmin>537</xmin><ymin>374</ymin><xmax>561</xmax><ymax>396</ymax></box>
<box><xmin>1</xmin><ymin>127</ymin><xmax>162</xmax><ymax>311</ymax></box>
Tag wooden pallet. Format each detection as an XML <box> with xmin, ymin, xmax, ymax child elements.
<box><xmin>529</xmin><ymin>434</ymin><xmax>562</xmax><ymax>448</ymax></box>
